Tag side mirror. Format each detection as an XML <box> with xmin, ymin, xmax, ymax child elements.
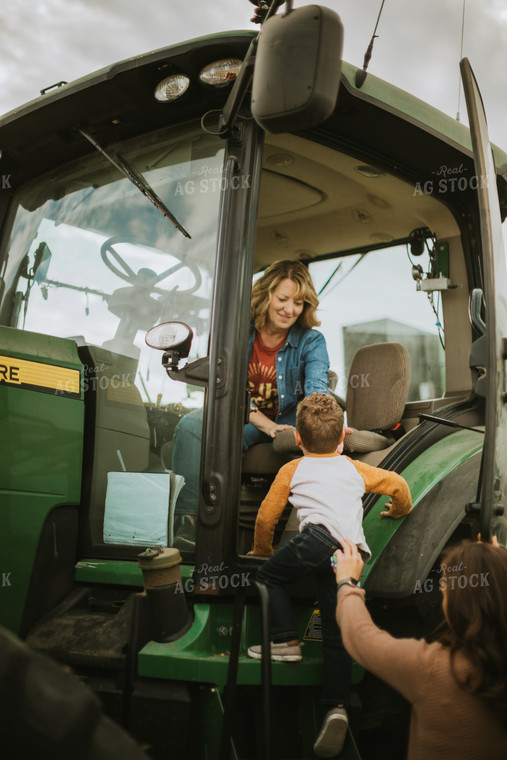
<box><xmin>145</xmin><ymin>322</ymin><xmax>209</xmax><ymax>387</ymax></box>
<box><xmin>145</xmin><ymin>321</ymin><xmax>193</xmax><ymax>370</ymax></box>
<box><xmin>468</xmin><ymin>289</ymin><xmax>487</xmax><ymax>398</ymax></box>
<box><xmin>251</xmin><ymin>4</ymin><xmax>343</xmax><ymax>133</ymax></box>
<box><xmin>469</xmin><ymin>288</ymin><xmax>486</xmax><ymax>336</ymax></box>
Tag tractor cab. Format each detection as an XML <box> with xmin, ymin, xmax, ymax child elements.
<box><xmin>1</xmin><ymin>3</ymin><xmax>506</xmax><ymax>758</ymax></box>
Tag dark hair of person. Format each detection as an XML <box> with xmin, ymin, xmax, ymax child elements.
<box><xmin>296</xmin><ymin>393</ymin><xmax>343</xmax><ymax>454</ymax></box>
<box><xmin>250</xmin><ymin>259</ymin><xmax>320</xmax><ymax>331</ymax></box>
<box><xmin>438</xmin><ymin>540</ymin><xmax>507</xmax><ymax>720</ymax></box>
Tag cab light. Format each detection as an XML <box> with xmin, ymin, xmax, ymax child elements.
<box><xmin>199</xmin><ymin>59</ymin><xmax>243</xmax><ymax>86</ymax></box>
<box><xmin>154</xmin><ymin>73</ymin><xmax>190</xmax><ymax>103</ymax></box>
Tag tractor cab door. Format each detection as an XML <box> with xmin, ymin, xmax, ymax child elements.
<box><xmin>461</xmin><ymin>58</ymin><xmax>507</xmax><ymax>542</ymax></box>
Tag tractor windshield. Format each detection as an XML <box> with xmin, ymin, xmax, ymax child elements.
<box><xmin>0</xmin><ymin>124</ymin><xmax>225</xmax><ymax>557</ymax></box>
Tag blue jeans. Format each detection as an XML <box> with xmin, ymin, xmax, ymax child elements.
<box><xmin>257</xmin><ymin>523</ymin><xmax>352</xmax><ymax>708</ymax></box>
<box><xmin>171</xmin><ymin>408</ymin><xmax>203</xmax><ymax>517</ymax></box>
<box><xmin>172</xmin><ymin>413</ymin><xmax>279</xmax><ymax>516</ymax></box>
<box><xmin>242</xmin><ymin>421</ymin><xmax>274</xmax><ymax>451</ymax></box>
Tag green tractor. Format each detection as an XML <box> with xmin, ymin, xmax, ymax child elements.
<box><xmin>0</xmin><ymin>2</ymin><xmax>506</xmax><ymax>757</ymax></box>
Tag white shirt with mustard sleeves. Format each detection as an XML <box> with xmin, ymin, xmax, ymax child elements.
<box><xmin>252</xmin><ymin>453</ymin><xmax>412</xmax><ymax>557</ymax></box>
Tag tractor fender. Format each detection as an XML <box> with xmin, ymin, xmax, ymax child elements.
<box><xmin>365</xmin><ymin>452</ymin><xmax>481</xmax><ymax>598</ymax></box>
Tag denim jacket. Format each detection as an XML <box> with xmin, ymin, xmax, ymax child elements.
<box><xmin>248</xmin><ymin>322</ymin><xmax>330</xmax><ymax>425</ymax></box>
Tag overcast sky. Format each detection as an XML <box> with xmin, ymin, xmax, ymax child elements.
<box><xmin>0</xmin><ymin>0</ymin><xmax>506</xmax><ymax>148</ymax></box>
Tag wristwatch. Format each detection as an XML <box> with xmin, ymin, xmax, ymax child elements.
<box><xmin>336</xmin><ymin>577</ymin><xmax>361</xmax><ymax>591</ymax></box>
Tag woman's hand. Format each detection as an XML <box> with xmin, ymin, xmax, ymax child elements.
<box><xmin>250</xmin><ymin>409</ymin><xmax>294</xmax><ymax>438</ymax></box>
<box><xmin>268</xmin><ymin>423</ymin><xmax>294</xmax><ymax>438</ymax></box>
<box><xmin>337</xmin><ymin>426</ymin><xmax>354</xmax><ymax>454</ymax></box>
<box><xmin>332</xmin><ymin>539</ymin><xmax>364</xmax><ymax>583</ymax></box>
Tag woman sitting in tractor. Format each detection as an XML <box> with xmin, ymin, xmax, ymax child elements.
<box><xmin>172</xmin><ymin>259</ymin><xmax>330</xmax><ymax>550</ymax></box>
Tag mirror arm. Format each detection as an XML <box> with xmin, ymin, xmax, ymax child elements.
<box><xmin>163</xmin><ymin>355</ymin><xmax>210</xmax><ymax>387</ymax></box>
<box><xmin>219</xmin><ymin>37</ymin><xmax>258</xmax><ymax>135</ymax></box>
<box><xmin>164</xmin><ymin>354</ymin><xmax>227</xmax><ymax>391</ymax></box>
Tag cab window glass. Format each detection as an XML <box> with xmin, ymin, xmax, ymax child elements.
<box><xmin>0</xmin><ymin>127</ymin><xmax>224</xmax><ymax>555</ymax></box>
<box><xmin>309</xmin><ymin>245</ymin><xmax>445</xmax><ymax>402</ymax></box>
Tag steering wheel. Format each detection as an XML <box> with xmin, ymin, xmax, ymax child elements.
<box><xmin>100</xmin><ymin>236</ymin><xmax>202</xmax><ymax>295</ymax></box>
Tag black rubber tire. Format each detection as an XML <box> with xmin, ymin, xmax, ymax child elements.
<box><xmin>0</xmin><ymin>625</ymin><xmax>147</xmax><ymax>760</ymax></box>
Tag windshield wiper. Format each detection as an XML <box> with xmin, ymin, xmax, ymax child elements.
<box><xmin>78</xmin><ymin>127</ymin><xmax>191</xmax><ymax>239</ymax></box>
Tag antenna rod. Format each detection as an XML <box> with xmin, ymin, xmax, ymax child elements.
<box><xmin>456</xmin><ymin>0</ymin><xmax>466</xmax><ymax>121</ymax></box>
<box><xmin>355</xmin><ymin>0</ymin><xmax>386</xmax><ymax>88</ymax></box>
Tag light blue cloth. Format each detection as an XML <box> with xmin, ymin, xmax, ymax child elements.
<box><xmin>103</xmin><ymin>472</ymin><xmax>171</xmax><ymax>546</ymax></box>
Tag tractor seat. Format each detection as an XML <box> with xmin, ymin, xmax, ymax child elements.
<box><xmin>241</xmin><ymin>370</ymin><xmax>342</xmax><ymax>477</ymax></box>
<box><xmin>242</xmin><ymin>345</ymin><xmax>410</xmax><ymax>475</ymax></box>
<box><xmin>242</xmin><ymin>436</ymin><xmax>298</xmax><ymax>478</ymax></box>
<box><xmin>343</xmin><ymin>342</ymin><xmax>411</xmax><ymax>454</ymax></box>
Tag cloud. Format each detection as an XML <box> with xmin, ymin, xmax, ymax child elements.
<box><xmin>0</xmin><ymin>0</ymin><xmax>252</xmax><ymax>115</ymax></box>
<box><xmin>335</xmin><ymin>0</ymin><xmax>507</xmax><ymax>146</ymax></box>
<box><xmin>1</xmin><ymin>0</ymin><xmax>506</xmax><ymax>149</ymax></box>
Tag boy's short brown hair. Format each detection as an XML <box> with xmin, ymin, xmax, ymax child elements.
<box><xmin>296</xmin><ymin>393</ymin><xmax>344</xmax><ymax>454</ymax></box>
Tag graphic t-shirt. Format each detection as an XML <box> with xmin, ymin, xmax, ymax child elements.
<box><xmin>248</xmin><ymin>331</ymin><xmax>286</xmax><ymax>419</ymax></box>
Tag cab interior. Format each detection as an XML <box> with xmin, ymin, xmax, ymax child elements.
<box><xmin>70</xmin><ymin>131</ymin><xmax>479</xmax><ymax>556</ymax></box>
<box><xmin>236</xmin><ymin>132</ymin><xmax>480</xmax><ymax>553</ymax></box>
<box><xmin>0</xmin><ymin>118</ymin><xmax>482</xmax><ymax>560</ymax></box>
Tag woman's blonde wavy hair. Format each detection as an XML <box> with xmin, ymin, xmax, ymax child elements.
<box><xmin>250</xmin><ymin>259</ymin><xmax>320</xmax><ymax>331</ymax></box>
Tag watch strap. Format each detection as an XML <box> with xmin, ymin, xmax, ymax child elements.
<box><xmin>336</xmin><ymin>578</ymin><xmax>361</xmax><ymax>591</ymax></box>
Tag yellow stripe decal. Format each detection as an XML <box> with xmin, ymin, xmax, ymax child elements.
<box><xmin>0</xmin><ymin>354</ymin><xmax>80</xmax><ymax>397</ymax></box>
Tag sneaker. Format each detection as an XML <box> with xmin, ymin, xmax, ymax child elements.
<box><xmin>173</xmin><ymin>515</ymin><xmax>196</xmax><ymax>552</ymax></box>
<box><xmin>172</xmin><ymin>533</ymin><xmax>195</xmax><ymax>552</ymax></box>
<box><xmin>313</xmin><ymin>706</ymin><xmax>348</xmax><ymax>757</ymax></box>
<box><xmin>247</xmin><ymin>641</ymin><xmax>302</xmax><ymax>662</ymax></box>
